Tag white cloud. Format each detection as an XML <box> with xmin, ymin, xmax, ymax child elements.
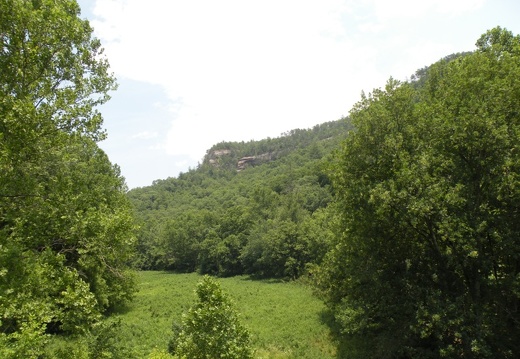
<box><xmin>174</xmin><ymin>159</ymin><xmax>189</xmax><ymax>168</ymax></box>
<box><xmin>131</xmin><ymin>131</ymin><xmax>158</xmax><ymax>140</ymax></box>
<box><xmin>433</xmin><ymin>0</ymin><xmax>486</xmax><ymax>15</ymax></box>
<box><xmin>85</xmin><ymin>0</ymin><xmax>517</xmax><ymax>187</ymax></box>
<box><xmin>359</xmin><ymin>21</ymin><xmax>384</xmax><ymax>34</ymax></box>
<box><xmin>368</xmin><ymin>0</ymin><xmax>485</xmax><ymax>20</ymax></box>
<box><xmin>91</xmin><ymin>0</ymin><xmax>370</xmax><ymax>161</ymax></box>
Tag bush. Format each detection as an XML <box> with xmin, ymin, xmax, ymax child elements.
<box><xmin>169</xmin><ymin>276</ymin><xmax>253</xmax><ymax>359</ymax></box>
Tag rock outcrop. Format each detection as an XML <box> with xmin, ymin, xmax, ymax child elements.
<box><xmin>207</xmin><ymin>149</ymin><xmax>232</xmax><ymax>166</ymax></box>
<box><xmin>237</xmin><ymin>152</ymin><xmax>274</xmax><ymax>171</ymax></box>
<box><xmin>207</xmin><ymin>149</ymin><xmax>275</xmax><ymax>171</ymax></box>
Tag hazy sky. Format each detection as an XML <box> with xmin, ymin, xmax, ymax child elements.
<box><xmin>76</xmin><ymin>0</ymin><xmax>520</xmax><ymax>188</ymax></box>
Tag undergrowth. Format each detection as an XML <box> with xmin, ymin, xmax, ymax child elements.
<box><xmin>109</xmin><ymin>271</ymin><xmax>336</xmax><ymax>358</ymax></box>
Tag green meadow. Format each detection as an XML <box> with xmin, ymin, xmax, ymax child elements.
<box><xmin>108</xmin><ymin>271</ymin><xmax>335</xmax><ymax>358</ymax></box>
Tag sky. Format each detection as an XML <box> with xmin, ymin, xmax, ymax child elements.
<box><xmin>76</xmin><ymin>0</ymin><xmax>520</xmax><ymax>189</ymax></box>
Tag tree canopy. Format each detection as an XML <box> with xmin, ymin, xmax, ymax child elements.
<box><xmin>317</xmin><ymin>27</ymin><xmax>520</xmax><ymax>358</ymax></box>
<box><xmin>127</xmin><ymin>119</ymin><xmax>349</xmax><ymax>278</ymax></box>
<box><xmin>0</xmin><ymin>1</ymin><xmax>136</xmax><ymax>357</ymax></box>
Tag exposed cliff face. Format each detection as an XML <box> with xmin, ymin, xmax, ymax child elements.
<box><xmin>212</xmin><ymin>149</ymin><xmax>232</xmax><ymax>157</ymax></box>
<box><xmin>236</xmin><ymin>156</ymin><xmax>255</xmax><ymax>170</ymax></box>
<box><xmin>207</xmin><ymin>149</ymin><xmax>275</xmax><ymax>171</ymax></box>
<box><xmin>237</xmin><ymin>152</ymin><xmax>274</xmax><ymax>171</ymax></box>
<box><xmin>207</xmin><ymin>149</ymin><xmax>232</xmax><ymax>166</ymax></box>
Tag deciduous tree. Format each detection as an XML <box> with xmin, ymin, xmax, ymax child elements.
<box><xmin>0</xmin><ymin>0</ymin><xmax>136</xmax><ymax>356</ymax></box>
<box><xmin>318</xmin><ymin>27</ymin><xmax>520</xmax><ymax>358</ymax></box>
<box><xmin>169</xmin><ymin>276</ymin><xmax>253</xmax><ymax>359</ymax></box>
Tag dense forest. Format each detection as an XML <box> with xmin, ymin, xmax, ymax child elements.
<box><xmin>1</xmin><ymin>0</ymin><xmax>520</xmax><ymax>358</ymax></box>
<box><xmin>128</xmin><ymin>118</ymin><xmax>351</xmax><ymax>278</ymax></box>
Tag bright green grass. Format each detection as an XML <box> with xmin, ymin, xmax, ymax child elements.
<box><xmin>113</xmin><ymin>271</ymin><xmax>336</xmax><ymax>358</ymax></box>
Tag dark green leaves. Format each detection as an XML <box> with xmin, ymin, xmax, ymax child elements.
<box><xmin>318</xmin><ymin>27</ymin><xmax>520</xmax><ymax>358</ymax></box>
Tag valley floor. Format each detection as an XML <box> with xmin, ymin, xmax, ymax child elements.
<box><xmin>115</xmin><ymin>271</ymin><xmax>336</xmax><ymax>358</ymax></box>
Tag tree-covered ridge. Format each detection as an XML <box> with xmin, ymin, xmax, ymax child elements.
<box><xmin>203</xmin><ymin>120</ymin><xmax>352</xmax><ymax>171</ymax></box>
<box><xmin>127</xmin><ymin>118</ymin><xmax>351</xmax><ymax>276</ymax></box>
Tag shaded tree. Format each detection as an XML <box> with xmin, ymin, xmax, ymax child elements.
<box><xmin>318</xmin><ymin>27</ymin><xmax>520</xmax><ymax>358</ymax></box>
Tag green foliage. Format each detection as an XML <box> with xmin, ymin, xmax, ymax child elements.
<box><xmin>0</xmin><ymin>0</ymin><xmax>136</xmax><ymax>356</ymax></box>
<box><xmin>44</xmin><ymin>320</ymin><xmax>139</xmax><ymax>359</ymax></box>
<box><xmin>317</xmin><ymin>27</ymin><xmax>520</xmax><ymax>358</ymax></box>
<box><xmin>168</xmin><ymin>276</ymin><xmax>253</xmax><ymax>359</ymax></box>
<box><xmin>105</xmin><ymin>271</ymin><xmax>335</xmax><ymax>358</ymax></box>
<box><xmin>148</xmin><ymin>348</ymin><xmax>175</xmax><ymax>359</ymax></box>
<box><xmin>240</xmin><ymin>215</ymin><xmax>328</xmax><ymax>279</ymax></box>
<box><xmin>128</xmin><ymin>119</ymin><xmax>349</xmax><ymax>278</ymax></box>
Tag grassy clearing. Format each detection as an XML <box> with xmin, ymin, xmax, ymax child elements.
<box><xmin>112</xmin><ymin>271</ymin><xmax>336</xmax><ymax>358</ymax></box>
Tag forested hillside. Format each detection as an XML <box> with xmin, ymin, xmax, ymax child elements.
<box><xmin>2</xmin><ymin>1</ymin><xmax>519</xmax><ymax>356</ymax></box>
<box><xmin>128</xmin><ymin>118</ymin><xmax>352</xmax><ymax>277</ymax></box>
<box><xmin>130</xmin><ymin>27</ymin><xmax>520</xmax><ymax>358</ymax></box>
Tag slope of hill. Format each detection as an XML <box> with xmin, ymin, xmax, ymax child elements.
<box><xmin>127</xmin><ymin>118</ymin><xmax>352</xmax><ymax>276</ymax></box>
<box><xmin>126</xmin><ymin>51</ymin><xmax>471</xmax><ymax>278</ymax></box>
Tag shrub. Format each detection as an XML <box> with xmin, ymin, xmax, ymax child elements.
<box><xmin>169</xmin><ymin>276</ymin><xmax>253</xmax><ymax>359</ymax></box>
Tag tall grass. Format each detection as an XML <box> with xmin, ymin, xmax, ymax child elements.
<box><xmin>112</xmin><ymin>271</ymin><xmax>335</xmax><ymax>358</ymax></box>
